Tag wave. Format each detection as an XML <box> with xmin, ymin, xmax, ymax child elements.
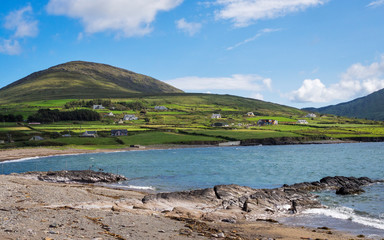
<box><xmin>304</xmin><ymin>206</ymin><xmax>384</xmax><ymax>230</ymax></box>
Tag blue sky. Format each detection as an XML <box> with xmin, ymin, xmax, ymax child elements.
<box><xmin>0</xmin><ymin>0</ymin><xmax>383</xmax><ymax>108</ymax></box>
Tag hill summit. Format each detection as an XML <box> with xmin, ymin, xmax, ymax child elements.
<box><xmin>303</xmin><ymin>88</ymin><xmax>384</xmax><ymax>121</ymax></box>
<box><xmin>0</xmin><ymin>61</ymin><xmax>183</xmax><ymax>102</ymax></box>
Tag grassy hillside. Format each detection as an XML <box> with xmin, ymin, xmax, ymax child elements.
<box><xmin>0</xmin><ymin>61</ymin><xmax>182</xmax><ymax>103</ymax></box>
<box><xmin>304</xmin><ymin>88</ymin><xmax>384</xmax><ymax>121</ymax></box>
<box><xmin>1</xmin><ymin>94</ymin><xmax>383</xmax><ymax>149</ymax></box>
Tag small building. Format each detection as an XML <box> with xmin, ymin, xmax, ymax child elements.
<box><xmin>93</xmin><ymin>105</ymin><xmax>105</xmax><ymax>110</ymax></box>
<box><xmin>29</xmin><ymin>136</ymin><xmax>44</xmax><ymax>141</ymax></box>
<box><xmin>62</xmin><ymin>134</ymin><xmax>71</xmax><ymax>137</ymax></box>
<box><xmin>117</xmin><ymin>119</ymin><xmax>124</xmax><ymax>124</ymax></box>
<box><xmin>123</xmin><ymin>114</ymin><xmax>138</xmax><ymax>121</ymax></box>
<box><xmin>246</xmin><ymin>112</ymin><xmax>255</xmax><ymax>117</ymax></box>
<box><xmin>80</xmin><ymin>131</ymin><xmax>97</xmax><ymax>138</ymax></box>
<box><xmin>154</xmin><ymin>106</ymin><xmax>168</xmax><ymax>110</ymax></box>
<box><xmin>257</xmin><ymin>119</ymin><xmax>278</xmax><ymax>126</ymax></box>
<box><xmin>211</xmin><ymin>122</ymin><xmax>229</xmax><ymax>127</ymax></box>
<box><xmin>106</xmin><ymin>112</ymin><xmax>115</xmax><ymax>117</ymax></box>
<box><xmin>211</xmin><ymin>113</ymin><xmax>222</xmax><ymax>119</ymax></box>
<box><xmin>305</xmin><ymin>113</ymin><xmax>317</xmax><ymax>118</ymax></box>
<box><xmin>111</xmin><ymin>129</ymin><xmax>128</xmax><ymax>136</ymax></box>
<box><xmin>297</xmin><ymin>120</ymin><xmax>308</xmax><ymax>124</ymax></box>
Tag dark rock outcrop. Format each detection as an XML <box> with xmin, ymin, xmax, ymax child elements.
<box><xmin>142</xmin><ymin>176</ymin><xmax>380</xmax><ymax>215</ymax></box>
<box><xmin>22</xmin><ymin>170</ymin><xmax>127</xmax><ymax>184</ymax></box>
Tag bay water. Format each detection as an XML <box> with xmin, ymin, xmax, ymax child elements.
<box><xmin>1</xmin><ymin>142</ymin><xmax>384</xmax><ymax>237</ymax></box>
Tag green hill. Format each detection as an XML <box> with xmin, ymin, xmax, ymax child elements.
<box><xmin>0</xmin><ymin>61</ymin><xmax>183</xmax><ymax>103</ymax></box>
<box><xmin>303</xmin><ymin>88</ymin><xmax>384</xmax><ymax>120</ymax></box>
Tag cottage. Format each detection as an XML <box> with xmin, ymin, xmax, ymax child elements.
<box><xmin>80</xmin><ymin>131</ymin><xmax>97</xmax><ymax>138</ymax></box>
<box><xmin>111</xmin><ymin>129</ymin><xmax>128</xmax><ymax>136</ymax></box>
<box><xmin>106</xmin><ymin>112</ymin><xmax>115</xmax><ymax>117</ymax></box>
<box><xmin>93</xmin><ymin>105</ymin><xmax>105</xmax><ymax>110</ymax></box>
<box><xmin>297</xmin><ymin>120</ymin><xmax>308</xmax><ymax>124</ymax></box>
<box><xmin>29</xmin><ymin>136</ymin><xmax>44</xmax><ymax>141</ymax></box>
<box><xmin>154</xmin><ymin>106</ymin><xmax>168</xmax><ymax>110</ymax></box>
<box><xmin>257</xmin><ymin>119</ymin><xmax>278</xmax><ymax>126</ymax></box>
<box><xmin>246</xmin><ymin>112</ymin><xmax>255</xmax><ymax>117</ymax></box>
<box><xmin>305</xmin><ymin>113</ymin><xmax>317</xmax><ymax>118</ymax></box>
<box><xmin>211</xmin><ymin>113</ymin><xmax>222</xmax><ymax>119</ymax></box>
<box><xmin>123</xmin><ymin>114</ymin><xmax>138</xmax><ymax>121</ymax></box>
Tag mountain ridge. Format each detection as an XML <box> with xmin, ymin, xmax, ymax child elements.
<box><xmin>303</xmin><ymin>88</ymin><xmax>384</xmax><ymax>120</ymax></box>
<box><xmin>0</xmin><ymin>61</ymin><xmax>183</xmax><ymax>103</ymax></box>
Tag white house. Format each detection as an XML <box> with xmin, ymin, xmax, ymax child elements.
<box><xmin>154</xmin><ymin>106</ymin><xmax>168</xmax><ymax>110</ymax></box>
<box><xmin>123</xmin><ymin>114</ymin><xmax>138</xmax><ymax>121</ymax></box>
<box><xmin>29</xmin><ymin>136</ymin><xmax>44</xmax><ymax>141</ymax></box>
<box><xmin>93</xmin><ymin>105</ymin><xmax>105</xmax><ymax>110</ymax></box>
<box><xmin>246</xmin><ymin>112</ymin><xmax>255</xmax><ymax>117</ymax></box>
<box><xmin>106</xmin><ymin>112</ymin><xmax>115</xmax><ymax>117</ymax></box>
<box><xmin>305</xmin><ymin>113</ymin><xmax>317</xmax><ymax>118</ymax></box>
<box><xmin>297</xmin><ymin>120</ymin><xmax>308</xmax><ymax>124</ymax></box>
<box><xmin>80</xmin><ymin>131</ymin><xmax>97</xmax><ymax>138</ymax></box>
<box><xmin>211</xmin><ymin>113</ymin><xmax>222</xmax><ymax>119</ymax></box>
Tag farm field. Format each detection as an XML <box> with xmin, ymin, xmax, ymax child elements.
<box><xmin>0</xmin><ymin>95</ymin><xmax>383</xmax><ymax>149</ymax></box>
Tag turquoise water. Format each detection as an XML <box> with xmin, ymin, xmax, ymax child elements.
<box><xmin>1</xmin><ymin>142</ymin><xmax>384</xmax><ymax>236</ymax></box>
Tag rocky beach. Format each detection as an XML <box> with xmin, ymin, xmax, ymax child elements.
<box><xmin>0</xmin><ymin>169</ymin><xmax>377</xmax><ymax>240</ymax></box>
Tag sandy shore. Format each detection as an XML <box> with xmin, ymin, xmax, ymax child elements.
<box><xmin>0</xmin><ymin>174</ymin><xmax>363</xmax><ymax>240</ymax></box>
<box><xmin>0</xmin><ymin>145</ymin><xmax>195</xmax><ymax>163</ymax></box>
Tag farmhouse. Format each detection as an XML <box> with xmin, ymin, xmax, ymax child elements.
<box><xmin>123</xmin><ymin>114</ymin><xmax>138</xmax><ymax>121</ymax></box>
<box><xmin>297</xmin><ymin>120</ymin><xmax>308</xmax><ymax>124</ymax></box>
<box><xmin>29</xmin><ymin>136</ymin><xmax>44</xmax><ymax>141</ymax></box>
<box><xmin>154</xmin><ymin>106</ymin><xmax>168</xmax><ymax>110</ymax></box>
<box><xmin>211</xmin><ymin>113</ymin><xmax>222</xmax><ymax>119</ymax></box>
<box><xmin>93</xmin><ymin>105</ymin><xmax>105</xmax><ymax>110</ymax></box>
<box><xmin>305</xmin><ymin>113</ymin><xmax>317</xmax><ymax>118</ymax></box>
<box><xmin>257</xmin><ymin>119</ymin><xmax>278</xmax><ymax>126</ymax></box>
<box><xmin>80</xmin><ymin>131</ymin><xmax>97</xmax><ymax>138</ymax></box>
<box><xmin>106</xmin><ymin>112</ymin><xmax>115</xmax><ymax>117</ymax></box>
<box><xmin>246</xmin><ymin>112</ymin><xmax>255</xmax><ymax>117</ymax></box>
<box><xmin>111</xmin><ymin>129</ymin><xmax>128</xmax><ymax>136</ymax></box>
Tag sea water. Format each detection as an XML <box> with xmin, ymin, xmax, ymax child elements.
<box><xmin>1</xmin><ymin>142</ymin><xmax>384</xmax><ymax>237</ymax></box>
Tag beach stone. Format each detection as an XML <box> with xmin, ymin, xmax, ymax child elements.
<box><xmin>336</xmin><ymin>186</ymin><xmax>365</xmax><ymax>195</ymax></box>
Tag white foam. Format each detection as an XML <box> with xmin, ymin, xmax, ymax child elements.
<box><xmin>304</xmin><ymin>207</ymin><xmax>384</xmax><ymax>230</ymax></box>
<box><xmin>125</xmin><ymin>185</ymin><xmax>156</xmax><ymax>191</ymax></box>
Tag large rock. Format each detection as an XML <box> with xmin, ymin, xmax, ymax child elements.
<box><xmin>22</xmin><ymin>170</ymin><xmax>127</xmax><ymax>183</ymax></box>
<box><xmin>142</xmin><ymin>176</ymin><xmax>380</xmax><ymax>217</ymax></box>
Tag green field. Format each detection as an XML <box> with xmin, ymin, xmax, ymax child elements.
<box><xmin>0</xmin><ymin>95</ymin><xmax>383</xmax><ymax>149</ymax></box>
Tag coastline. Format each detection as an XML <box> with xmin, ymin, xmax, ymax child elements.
<box><xmin>0</xmin><ymin>139</ymin><xmax>360</xmax><ymax>163</ymax></box>
<box><xmin>0</xmin><ymin>174</ymin><xmax>362</xmax><ymax>240</ymax></box>
<box><xmin>1</xmin><ymin>143</ymin><xmax>383</xmax><ymax>239</ymax></box>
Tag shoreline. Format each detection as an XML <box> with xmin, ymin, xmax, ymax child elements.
<box><xmin>0</xmin><ymin>139</ymin><xmax>363</xmax><ymax>163</ymax></box>
<box><xmin>0</xmin><ymin>174</ymin><xmax>365</xmax><ymax>240</ymax></box>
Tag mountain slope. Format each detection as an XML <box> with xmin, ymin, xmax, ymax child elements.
<box><xmin>303</xmin><ymin>88</ymin><xmax>384</xmax><ymax>120</ymax></box>
<box><xmin>0</xmin><ymin>61</ymin><xmax>183</xmax><ymax>103</ymax></box>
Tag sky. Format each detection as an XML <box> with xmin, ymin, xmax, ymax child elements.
<box><xmin>0</xmin><ymin>0</ymin><xmax>383</xmax><ymax>109</ymax></box>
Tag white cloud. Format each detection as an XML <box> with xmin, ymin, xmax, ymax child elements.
<box><xmin>214</xmin><ymin>0</ymin><xmax>328</xmax><ymax>27</ymax></box>
<box><xmin>367</xmin><ymin>0</ymin><xmax>384</xmax><ymax>7</ymax></box>
<box><xmin>290</xmin><ymin>56</ymin><xmax>384</xmax><ymax>103</ymax></box>
<box><xmin>1</xmin><ymin>5</ymin><xmax>38</xmax><ymax>55</ymax></box>
<box><xmin>4</xmin><ymin>5</ymin><xmax>38</xmax><ymax>38</ymax></box>
<box><xmin>0</xmin><ymin>39</ymin><xmax>21</xmax><ymax>55</ymax></box>
<box><xmin>46</xmin><ymin>0</ymin><xmax>183</xmax><ymax>37</ymax></box>
<box><xmin>251</xmin><ymin>93</ymin><xmax>264</xmax><ymax>100</ymax></box>
<box><xmin>176</xmin><ymin>18</ymin><xmax>202</xmax><ymax>36</ymax></box>
<box><xmin>166</xmin><ymin>74</ymin><xmax>272</xmax><ymax>91</ymax></box>
<box><xmin>227</xmin><ymin>28</ymin><xmax>281</xmax><ymax>50</ymax></box>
